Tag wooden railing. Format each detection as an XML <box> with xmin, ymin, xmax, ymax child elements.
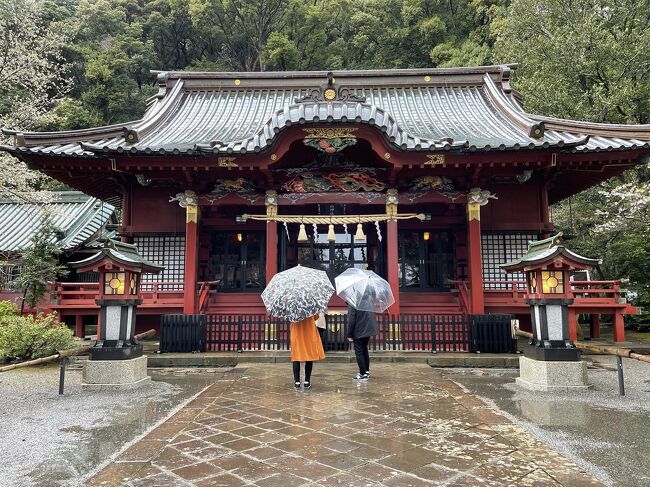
<box><xmin>484</xmin><ymin>280</ymin><xmax>527</xmax><ymax>293</ymax></box>
<box><xmin>197</xmin><ymin>280</ymin><xmax>220</xmax><ymax>313</ymax></box>
<box><xmin>479</xmin><ymin>279</ymin><xmax>630</xmax><ymax>311</ymax></box>
<box><xmin>53</xmin><ymin>281</ymin><xmax>185</xmax><ymax>308</ymax></box>
<box><xmin>49</xmin><ymin>279</ymin><xmax>630</xmax><ymax>315</ymax></box>
<box><xmin>449</xmin><ymin>280</ymin><xmax>471</xmax><ymax>314</ymax></box>
<box><xmin>570</xmin><ymin>280</ymin><xmax>622</xmax><ymax>300</ymax></box>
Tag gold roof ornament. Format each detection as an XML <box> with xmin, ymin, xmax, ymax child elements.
<box><xmin>424</xmin><ymin>154</ymin><xmax>445</xmax><ymax>167</ymax></box>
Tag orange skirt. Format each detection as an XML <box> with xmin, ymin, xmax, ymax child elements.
<box><xmin>290</xmin><ymin>315</ymin><xmax>325</xmax><ymax>362</ymax></box>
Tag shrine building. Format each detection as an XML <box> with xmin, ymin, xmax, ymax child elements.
<box><xmin>2</xmin><ymin>65</ymin><xmax>649</xmax><ymax>342</ymax></box>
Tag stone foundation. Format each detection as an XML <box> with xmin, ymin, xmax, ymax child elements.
<box><xmin>516</xmin><ymin>355</ymin><xmax>591</xmax><ymax>392</ymax></box>
<box><xmin>82</xmin><ymin>355</ymin><xmax>150</xmax><ymax>391</ymax></box>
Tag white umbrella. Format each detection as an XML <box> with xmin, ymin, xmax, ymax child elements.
<box><xmin>335</xmin><ymin>267</ymin><xmax>394</xmax><ymax>313</ymax></box>
<box><xmin>262</xmin><ymin>265</ymin><xmax>334</xmax><ymax>323</ymax></box>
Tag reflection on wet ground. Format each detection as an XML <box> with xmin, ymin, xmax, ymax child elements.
<box><xmin>0</xmin><ymin>366</ymin><xmax>221</xmax><ymax>487</ymax></box>
<box><xmin>444</xmin><ymin>356</ymin><xmax>650</xmax><ymax>487</ymax></box>
<box><xmin>84</xmin><ymin>363</ymin><xmax>603</xmax><ymax>486</ymax></box>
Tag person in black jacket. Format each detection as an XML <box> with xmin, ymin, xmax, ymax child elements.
<box><xmin>346</xmin><ymin>304</ymin><xmax>378</xmax><ymax>381</ymax></box>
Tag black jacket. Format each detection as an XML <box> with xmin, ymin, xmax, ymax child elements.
<box><xmin>346</xmin><ymin>305</ymin><xmax>378</xmax><ymax>339</ymax></box>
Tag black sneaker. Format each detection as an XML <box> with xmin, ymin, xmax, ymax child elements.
<box><xmin>303</xmin><ymin>381</ymin><xmax>312</xmax><ymax>390</ymax></box>
<box><xmin>293</xmin><ymin>381</ymin><xmax>301</xmax><ymax>390</ymax></box>
<box><xmin>353</xmin><ymin>373</ymin><xmax>369</xmax><ymax>381</ymax></box>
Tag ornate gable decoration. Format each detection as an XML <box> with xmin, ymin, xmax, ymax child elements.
<box><xmin>204</xmin><ymin>178</ymin><xmax>261</xmax><ymax>203</ymax></box>
<box><xmin>294</xmin><ymin>71</ymin><xmax>366</xmax><ymax>104</ymax></box>
<box><xmin>303</xmin><ymin>128</ymin><xmax>358</xmax><ymax>153</ymax></box>
<box><xmin>282</xmin><ymin>172</ymin><xmax>385</xmax><ymax>193</ymax></box>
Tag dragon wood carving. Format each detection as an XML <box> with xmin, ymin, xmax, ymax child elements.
<box><xmin>282</xmin><ymin>172</ymin><xmax>385</xmax><ymax>193</ymax></box>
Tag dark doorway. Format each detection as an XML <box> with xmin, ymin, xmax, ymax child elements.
<box><xmin>399</xmin><ymin>230</ymin><xmax>455</xmax><ymax>291</ymax></box>
<box><xmin>280</xmin><ymin>222</ymin><xmax>385</xmax><ymax>281</ymax></box>
<box><xmin>206</xmin><ymin>231</ymin><xmax>265</xmax><ymax>291</ymax></box>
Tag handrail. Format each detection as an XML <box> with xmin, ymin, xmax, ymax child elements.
<box><xmin>449</xmin><ymin>279</ymin><xmax>471</xmax><ymax>314</ymax></box>
<box><xmin>571</xmin><ymin>280</ymin><xmax>620</xmax><ymax>285</ymax></box>
<box><xmin>57</xmin><ymin>281</ymin><xmax>184</xmax><ymax>287</ymax></box>
<box><xmin>198</xmin><ymin>280</ymin><xmax>220</xmax><ymax>313</ymax></box>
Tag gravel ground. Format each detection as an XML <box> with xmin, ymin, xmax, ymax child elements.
<box><xmin>443</xmin><ymin>355</ymin><xmax>650</xmax><ymax>487</ymax></box>
<box><xmin>0</xmin><ymin>365</ymin><xmax>219</xmax><ymax>487</ymax></box>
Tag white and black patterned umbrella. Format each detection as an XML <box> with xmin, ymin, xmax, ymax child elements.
<box><xmin>261</xmin><ymin>265</ymin><xmax>334</xmax><ymax>323</ymax></box>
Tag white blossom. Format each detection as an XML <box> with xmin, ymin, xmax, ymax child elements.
<box><xmin>593</xmin><ymin>172</ymin><xmax>650</xmax><ymax>233</ymax></box>
<box><xmin>0</xmin><ymin>0</ymin><xmax>73</xmax><ymax>202</ymax></box>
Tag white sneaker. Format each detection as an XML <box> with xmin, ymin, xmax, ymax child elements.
<box><xmin>353</xmin><ymin>373</ymin><xmax>369</xmax><ymax>381</ymax></box>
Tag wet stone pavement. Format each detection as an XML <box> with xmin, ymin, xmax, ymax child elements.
<box><xmin>85</xmin><ymin>363</ymin><xmax>603</xmax><ymax>486</ymax></box>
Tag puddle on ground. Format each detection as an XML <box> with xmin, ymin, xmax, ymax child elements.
<box><xmin>444</xmin><ymin>368</ymin><xmax>650</xmax><ymax>487</ymax></box>
<box><xmin>24</xmin><ymin>374</ymin><xmax>214</xmax><ymax>487</ymax></box>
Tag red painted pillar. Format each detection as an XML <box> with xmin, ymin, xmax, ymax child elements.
<box><xmin>266</xmin><ymin>221</ymin><xmax>278</xmax><ymax>284</ymax></box>
<box><xmin>613</xmin><ymin>313</ymin><xmax>625</xmax><ymax>343</ymax></box>
<box><xmin>590</xmin><ymin>314</ymin><xmax>601</xmax><ymax>339</ymax></box>
<box><xmin>568</xmin><ymin>309</ymin><xmax>578</xmax><ymax>342</ymax></box>
<box><xmin>386</xmin><ymin>219</ymin><xmax>400</xmax><ymax>315</ymax></box>
<box><xmin>466</xmin><ymin>203</ymin><xmax>484</xmax><ymax>314</ymax></box>
<box><xmin>183</xmin><ymin>204</ymin><xmax>199</xmax><ymax>314</ymax></box>
<box><xmin>540</xmin><ymin>182</ymin><xmax>550</xmax><ymax>225</ymax></box>
<box><xmin>75</xmin><ymin>315</ymin><xmax>84</xmax><ymax>338</ymax></box>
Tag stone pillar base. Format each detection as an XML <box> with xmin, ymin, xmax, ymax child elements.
<box><xmin>82</xmin><ymin>355</ymin><xmax>150</xmax><ymax>391</ymax></box>
<box><xmin>516</xmin><ymin>355</ymin><xmax>591</xmax><ymax>392</ymax></box>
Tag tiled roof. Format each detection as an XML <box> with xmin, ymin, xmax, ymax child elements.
<box><xmin>70</xmin><ymin>237</ymin><xmax>163</xmax><ymax>273</ymax></box>
<box><xmin>0</xmin><ymin>192</ymin><xmax>116</xmax><ymax>252</ymax></box>
<box><xmin>2</xmin><ymin>65</ymin><xmax>650</xmax><ymax>157</ymax></box>
<box><xmin>501</xmin><ymin>234</ymin><xmax>600</xmax><ymax>271</ymax></box>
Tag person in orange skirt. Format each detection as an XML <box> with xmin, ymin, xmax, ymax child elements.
<box><xmin>291</xmin><ymin>314</ymin><xmax>325</xmax><ymax>389</ymax></box>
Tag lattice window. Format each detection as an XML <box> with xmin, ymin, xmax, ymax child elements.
<box><xmin>0</xmin><ymin>263</ymin><xmax>22</xmax><ymax>290</ymax></box>
<box><xmin>133</xmin><ymin>235</ymin><xmax>185</xmax><ymax>290</ymax></box>
<box><xmin>482</xmin><ymin>232</ymin><xmax>537</xmax><ymax>290</ymax></box>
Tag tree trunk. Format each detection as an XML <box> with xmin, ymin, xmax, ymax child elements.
<box><xmin>20</xmin><ymin>288</ymin><xmax>27</xmax><ymax>315</ymax></box>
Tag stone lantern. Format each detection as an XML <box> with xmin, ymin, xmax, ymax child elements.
<box><xmin>70</xmin><ymin>238</ymin><xmax>163</xmax><ymax>389</ymax></box>
<box><xmin>501</xmin><ymin>233</ymin><xmax>598</xmax><ymax>391</ymax></box>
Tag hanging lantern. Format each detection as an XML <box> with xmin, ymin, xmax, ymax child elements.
<box><xmin>298</xmin><ymin>223</ymin><xmax>308</xmax><ymax>242</ymax></box>
<box><xmin>327</xmin><ymin>224</ymin><xmax>336</xmax><ymax>242</ymax></box>
<box><xmin>355</xmin><ymin>223</ymin><xmax>366</xmax><ymax>241</ymax></box>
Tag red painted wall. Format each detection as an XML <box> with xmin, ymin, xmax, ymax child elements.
<box><xmin>129</xmin><ymin>187</ymin><xmax>185</xmax><ymax>233</ymax></box>
<box><xmin>482</xmin><ymin>183</ymin><xmax>543</xmax><ymax>231</ymax></box>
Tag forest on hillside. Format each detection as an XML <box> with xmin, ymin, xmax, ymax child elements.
<box><xmin>1</xmin><ymin>0</ymin><xmax>649</xmax><ymax>329</ymax></box>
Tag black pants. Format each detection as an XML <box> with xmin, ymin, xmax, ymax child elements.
<box><xmin>353</xmin><ymin>337</ymin><xmax>370</xmax><ymax>375</ymax></box>
<box><xmin>293</xmin><ymin>361</ymin><xmax>313</xmax><ymax>383</ymax></box>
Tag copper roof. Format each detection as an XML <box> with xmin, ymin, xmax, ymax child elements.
<box><xmin>501</xmin><ymin>234</ymin><xmax>600</xmax><ymax>272</ymax></box>
<box><xmin>69</xmin><ymin>237</ymin><xmax>163</xmax><ymax>273</ymax></box>
<box><xmin>3</xmin><ymin>65</ymin><xmax>649</xmax><ymax>158</ymax></box>
<box><xmin>0</xmin><ymin>192</ymin><xmax>116</xmax><ymax>252</ymax></box>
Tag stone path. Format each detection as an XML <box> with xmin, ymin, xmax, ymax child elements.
<box><xmin>85</xmin><ymin>364</ymin><xmax>603</xmax><ymax>486</ymax></box>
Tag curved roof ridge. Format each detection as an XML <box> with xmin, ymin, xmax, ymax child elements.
<box><xmin>527</xmin><ymin>113</ymin><xmax>650</xmax><ymax>141</ymax></box>
<box><xmin>196</xmin><ymin>100</ymin><xmax>467</xmax><ymax>154</ymax></box>
<box><xmin>1</xmin><ymin>80</ymin><xmax>185</xmax><ymax>149</ymax></box>
<box><xmin>482</xmin><ymin>74</ymin><xmax>545</xmax><ymax>139</ymax></box>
